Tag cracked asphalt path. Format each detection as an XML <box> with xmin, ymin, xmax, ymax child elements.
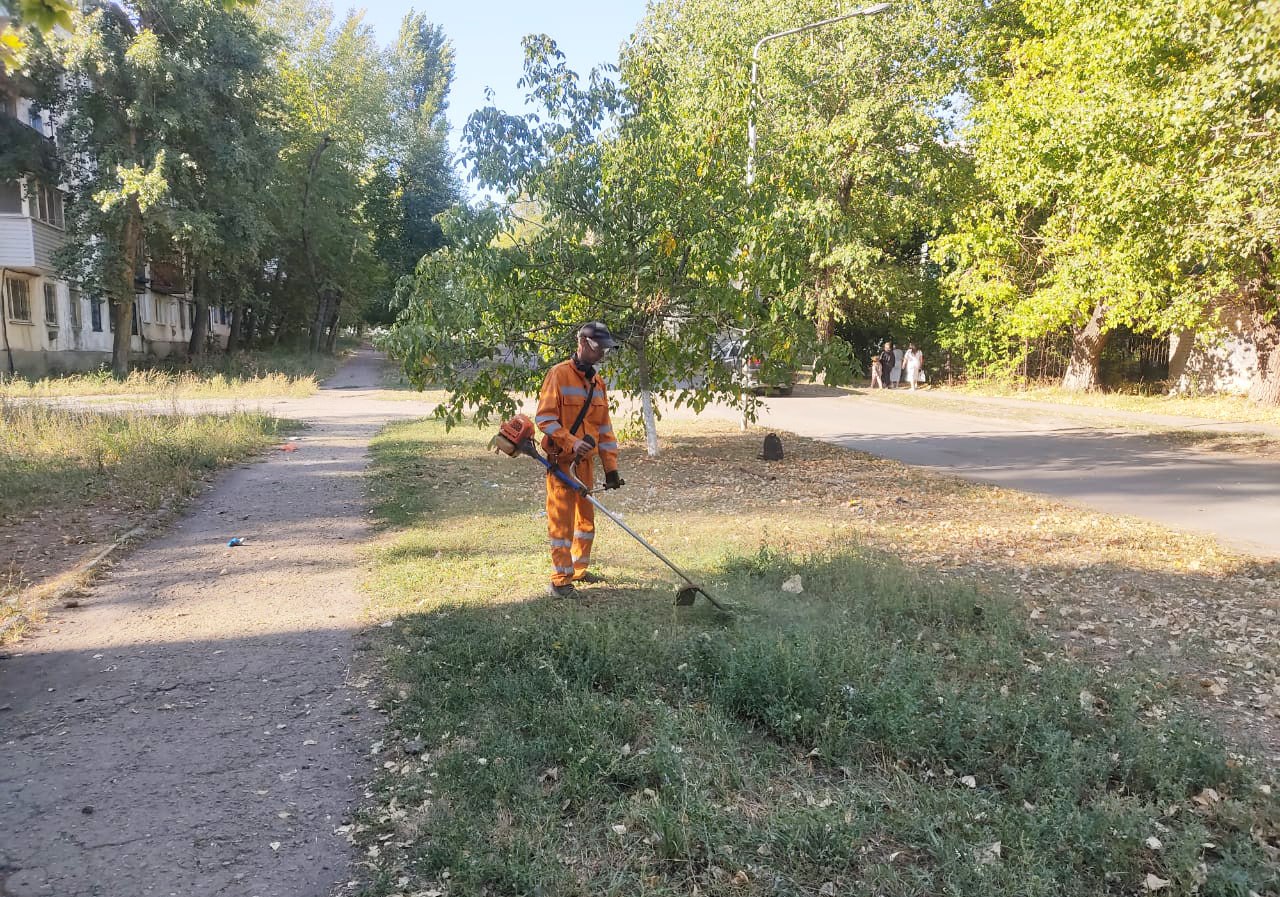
<box><xmin>0</xmin><ymin>348</ymin><xmax>435</xmax><ymax>897</ymax></box>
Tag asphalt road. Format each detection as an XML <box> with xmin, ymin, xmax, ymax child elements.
<box><xmin>708</xmin><ymin>388</ymin><xmax>1280</xmax><ymax>559</ymax></box>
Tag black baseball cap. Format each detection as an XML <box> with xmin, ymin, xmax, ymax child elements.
<box><xmin>579</xmin><ymin>321</ymin><xmax>618</xmax><ymax>349</ymax></box>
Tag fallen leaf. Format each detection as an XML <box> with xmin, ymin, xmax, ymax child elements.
<box><xmin>1144</xmin><ymin>873</ymin><xmax>1170</xmax><ymax>891</ymax></box>
<box><xmin>781</xmin><ymin>574</ymin><xmax>804</xmax><ymax>594</ymax></box>
<box><xmin>1145</xmin><ymin>836</ymin><xmax>1163</xmax><ymax>851</ymax></box>
<box><xmin>611</xmin><ymin>824</ymin><xmax>628</xmax><ymax>835</ymax></box>
<box><xmin>269</xmin><ymin>841</ymin><xmax>281</xmax><ymax>852</ymax></box>
<box><xmin>960</xmin><ymin>775</ymin><xmax>977</xmax><ymax>789</ymax></box>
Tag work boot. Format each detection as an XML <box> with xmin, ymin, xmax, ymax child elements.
<box><xmin>548</xmin><ymin>583</ymin><xmax>582</xmax><ymax>600</ymax></box>
<box><xmin>574</xmin><ymin>571</ymin><xmax>605</xmax><ymax>584</ymax></box>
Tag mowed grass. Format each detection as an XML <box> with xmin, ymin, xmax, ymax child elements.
<box><xmin>358</xmin><ymin>420</ymin><xmax>1279</xmax><ymax>897</ymax></box>
<box><xmin>0</xmin><ymin>348</ymin><xmax>340</xmax><ymax>399</ymax></box>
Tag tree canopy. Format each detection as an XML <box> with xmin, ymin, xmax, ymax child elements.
<box><xmin>8</xmin><ymin>0</ymin><xmax>461</xmax><ymax>375</ymax></box>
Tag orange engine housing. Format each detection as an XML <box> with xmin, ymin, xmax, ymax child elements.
<box><xmin>494</xmin><ymin>414</ymin><xmax>537</xmax><ymax>456</ymax></box>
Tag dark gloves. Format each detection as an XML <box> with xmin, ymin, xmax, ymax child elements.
<box><xmin>604</xmin><ymin>470</ymin><xmax>625</xmax><ymax>490</ymax></box>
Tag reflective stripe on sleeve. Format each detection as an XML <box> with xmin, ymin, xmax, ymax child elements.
<box><xmin>535</xmin><ymin>414</ymin><xmax>559</xmax><ymax>424</ymax></box>
<box><xmin>597</xmin><ymin>424</ymin><xmax>613</xmax><ymax>435</ymax></box>
<box><xmin>542</xmin><ymin>421</ymin><xmax>562</xmax><ymax>433</ymax></box>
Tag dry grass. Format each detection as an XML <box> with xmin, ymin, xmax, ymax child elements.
<box><xmin>0</xmin><ymin>401</ymin><xmax>293</xmax><ymax>640</ymax></box>
<box><xmin>0</xmin><ymin>349</ymin><xmax>340</xmax><ymax>400</ymax></box>
<box><xmin>947</xmin><ymin>381</ymin><xmax>1280</xmax><ymax>428</ymax></box>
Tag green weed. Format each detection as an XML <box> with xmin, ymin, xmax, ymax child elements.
<box><xmin>356</xmin><ymin>419</ymin><xmax>1279</xmax><ymax>897</ymax></box>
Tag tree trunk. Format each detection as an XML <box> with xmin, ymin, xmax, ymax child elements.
<box><xmin>110</xmin><ymin>297</ymin><xmax>134</xmax><ymax>380</ymax></box>
<box><xmin>227</xmin><ymin>301</ymin><xmax>245</xmax><ymax>354</ymax></box>
<box><xmin>1248</xmin><ymin>317</ymin><xmax>1280</xmax><ymax>406</ymax></box>
<box><xmin>188</xmin><ymin>268</ymin><xmax>210</xmax><ymax>358</ymax></box>
<box><xmin>636</xmin><ymin>340</ymin><xmax>659</xmax><ymax>458</ymax></box>
<box><xmin>310</xmin><ymin>289</ymin><xmax>333</xmax><ymax>353</ymax></box>
<box><xmin>302</xmin><ymin>137</ymin><xmax>333</xmax><ymax>354</ymax></box>
<box><xmin>324</xmin><ymin>308</ymin><xmax>339</xmax><ymax>353</ymax></box>
<box><xmin>112</xmin><ymin>198</ymin><xmax>143</xmax><ymax>380</ymax></box>
<box><xmin>1061</xmin><ymin>301</ymin><xmax>1109</xmax><ymax>392</ymax></box>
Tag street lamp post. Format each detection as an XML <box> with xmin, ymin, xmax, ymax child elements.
<box><xmin>737</xmin><ymin>3</ymin><xmax>889</xmax><ymax>428</ymax></box>
<box><xmin>746</xmin><ymin>3</ymin><xmax>891</xmax><ymax>187</ymax></box>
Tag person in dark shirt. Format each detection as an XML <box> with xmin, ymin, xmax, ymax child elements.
<box><xmin>878</xmin><ymin>341</ymin><xmax>895</xmax><ymax>389</ymax></box>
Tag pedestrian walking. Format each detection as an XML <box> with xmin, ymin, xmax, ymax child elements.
<box><xmin>878</xmin><ymin>341</ymin><xmax>895</xmax><ymax>389</ymax></box>
<box><xmin>870</xmin><ymin>348</ymin><xmax>884</xmax><ymax>388</ymax></box>
<box><xmin>903</xmin><ymin>342</ymin><xmax>924</xmax><ymax>391</ymax></box>
<box><xmin>535</xmin><ymin>322</ymin><xmax>625</xmax><ymax>599</ymax></box>
<box><xmin>891</xmin><ymin>346</ymin><xmax>904</xmax><ymax>388</ymax></box>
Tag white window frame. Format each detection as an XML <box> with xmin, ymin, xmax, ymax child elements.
<box><xmin>26</xmin><ymin>180</ymin><xmax>65</xmax><ymax>229</ymax></box>
<box><xmin>5</xmin><ymin>276</ymin><xmax>33</xmax><ymax>323</ymax></box>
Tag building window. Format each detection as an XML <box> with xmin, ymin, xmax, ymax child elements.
<box><xmin>43</xmin><ymin>282</ymin><xmax>58</xmax><ymax>327</ymax></box>
<box><xmin>90</xmin><ymin>297</ymin><xmax>103</xmax><ymax>333</ymax></box>
<box><xmin>69</xmin><ymin>286</ymin><xmax>82</xmax><ymax>330</ymax></box>
<box><xmin>28</xmin><ymin>181</ymin><xmax>64</xmax><ymax>228</ymax></box>
<box><xmin>0</xmin><ymin>180</ymin><xmax>21</xmax><ymax>214</ymax></box>
<box><xmin>6</xmin><ymin>277</ymin><xmax>32</xmax><ymax>322</ymax></box>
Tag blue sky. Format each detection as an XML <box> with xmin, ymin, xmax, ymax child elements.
<box><xmin>338</xmin><ymin>1</ymin><xmax>649</xmax><ymax>171</ymax></box>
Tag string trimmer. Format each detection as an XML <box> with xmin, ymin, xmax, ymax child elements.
<box><xmin>492</xmin><ymin>414</ymin><xmax>731</xmax><ymax>613</ymax></box>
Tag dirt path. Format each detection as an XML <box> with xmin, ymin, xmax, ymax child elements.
<box><xmin>0</xmin><ymin>349</ymin><xmax>432</xmax><ymax>897</ymax></box>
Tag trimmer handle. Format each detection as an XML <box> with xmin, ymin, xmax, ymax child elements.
<box><xmin>519</xmin><ymin>440</ymin><xmax>591</xmax><ymax>496</ymax></box>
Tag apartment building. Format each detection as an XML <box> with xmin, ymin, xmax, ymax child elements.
<box><xmin>1</xmin><ymin>69</ymin><xmax>230</xmax><ymax>378</ymax></box>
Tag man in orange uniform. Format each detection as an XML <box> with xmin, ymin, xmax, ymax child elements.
<box><xmin>535</xmin><ymin>322</ymin><xmax>624</xmax><ymax>598</ymax></box>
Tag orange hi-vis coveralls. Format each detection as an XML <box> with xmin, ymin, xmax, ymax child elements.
<box><xmin>535</xmin><ymin>358</ymin><xmax>619</xmax><ymax>586</ymax></box>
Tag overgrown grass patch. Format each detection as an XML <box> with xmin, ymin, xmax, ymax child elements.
<box><xmin>357</xmin><ymin>420</ymin><xmax>1278</xmax><ymax>897</ymax></box>
<box><xmin>0</xmin><ymin>348</ymin><xmax>339</xmax><ymax>399</ymax></box>
<box><xmin>1</xmin><ymin>401</ymin><xmax>293</xmax><ymax>635</ymax></box>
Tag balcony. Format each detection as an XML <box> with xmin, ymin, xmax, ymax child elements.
<box><xmin>135</xmin><ymin>259</ymin><xmax>189</xmax><ymax>296</ymax></box>
<box><xmin>0</xmin><ymin>214</ymin><xmax>62</xmax><ymax>274</ymax></box>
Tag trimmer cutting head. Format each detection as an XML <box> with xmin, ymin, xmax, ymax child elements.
<box><xmin>676</xmin><ymin>585</ymin><xmax>731</xmax><ymax>613</ymax></box>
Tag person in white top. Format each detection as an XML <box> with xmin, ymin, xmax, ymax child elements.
<box><xmin>903</xmin><ymin>343</ymin><xmax>924</xmax><ymax>390</ymax></box>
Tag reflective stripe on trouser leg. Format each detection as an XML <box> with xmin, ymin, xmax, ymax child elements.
<box><xmin>571</xmin><ymin>461</ymin><xmax>595</xmax><ymax>576</ymax></box>
<box><xmin>546</xmin><ymin>469</ymin><xmax>579</xmax><ymax>587</ymax></box>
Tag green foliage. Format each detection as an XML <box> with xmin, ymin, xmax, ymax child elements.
<box><xmin>364</xmin><ymin>12</ymin><xmax>462</xmax><ymax>326</ymax></box>
<box><xmin>12</xmin><ymin>0</ymin><xmax>460</xmax><ymax>365</ymax></box>
<box><xmin>386</xmin><ymin>34</ymin><xmax>790</xmax><ymax>434</ymax></box>
<box><xmin>940</xmin><ymin>0</ymin><xmax>1280</xmax><ymax>388</ymax></box>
